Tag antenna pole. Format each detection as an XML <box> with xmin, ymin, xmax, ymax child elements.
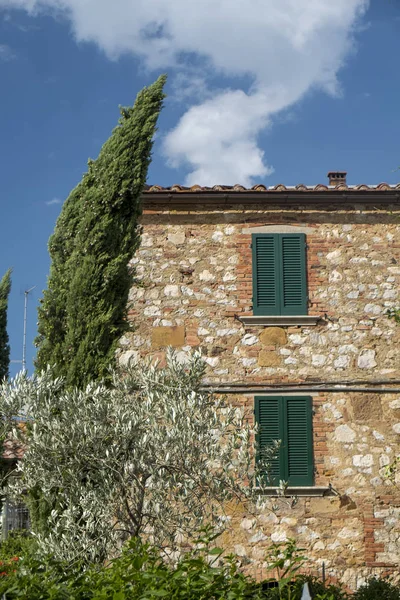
<box><xmin>22</xmin><ymin>286</ymin><xmax>36</xmax><ymax>373</ymax></box>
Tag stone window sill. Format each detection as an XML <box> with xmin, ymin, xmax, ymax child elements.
<box><xmin>255</xmin><ymin>486</ymin><xmax>333</xmax><ymax>497</ymax></box>
<box><xmin>238</xmin><ymin>315</ymin><xmax>321</xmax><ymax>327</ymax></box>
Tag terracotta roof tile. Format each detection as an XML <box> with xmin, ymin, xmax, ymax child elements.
<box><xmin>3</xmin><ymin>439</ymin><xmax>24</xmax><ymax>461</ymax></box>
<box><xmin>145</xmin><ymin>183</ymin><xmax>400</xmax><ymax>193</ymax></box>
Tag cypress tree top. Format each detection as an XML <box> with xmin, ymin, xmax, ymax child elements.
<box><xmin>0</xmin><ymin>269</ymin><xmax>12</xmax><ymax>381</ymax></box>
<box><xmin>36</xmin><ymin>75</ymin><xmax>167</xmax><ymax>386</ymax></box>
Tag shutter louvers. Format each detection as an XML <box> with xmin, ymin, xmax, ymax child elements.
<box><xmin>286</xmin><ymin>396</ymin><xmax>313</xmax><ymax>486</ymax></box>
<box><xmin>280</xmin><ymin>234</ymin><xmax>307</xmax><ymax>315</ymax></box>
<box><xmin>255</xmin><ymin>397</ymin><xmax>283</xmax><ymax>485</ymax></box>
<box><xmin>255</xmin><ymin>396</ymin><xmax>314</xmax><ymax>487</ymax></box>
<box><xmin>252</xmin><ymin>235</ymin><xmax>280</xmax><ymax>315</ymax></box>
<box><xmin>252</xmin><ymin>233</ymin><xmax>307</xmax><ymax>316</ymax></box>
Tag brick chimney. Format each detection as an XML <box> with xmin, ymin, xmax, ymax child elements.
<box><xmin>327</xmin><ymin>171</ymin><xmax>347</xmax><ymax>186</ymax></box>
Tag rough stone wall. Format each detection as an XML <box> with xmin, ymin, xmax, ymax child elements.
<box><xmin>119</xmin><ymin>204</ymin><xmax>400</xmax><ymax>588</ymax></box>
<box><xmin>219</xmin><ymin>487</ymin><xmax>400</xmax><ymax>590</ymax></box>
<box><xmin>123</xmin><ymin>209</ymin><xmax>400</xmax><ymax>381</ymax></box>
<box><xmin>220</xmin><ymin>391</ymin><xmax>400</xmax><ymax>586</ymax></box>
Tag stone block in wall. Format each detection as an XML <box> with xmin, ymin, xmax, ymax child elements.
<box><xmin>259</xmin><ymin>327</ymin><xmax>287</xmax><ymax>347</ymax></box>
<box><xmin>350</xmin><ymin>394</ymin><xmax>383</xmax><ymax>422</ymax></box>
<box><xmin>119</xmin><ymin>350</ymin><xmax>139</xmax><ymax>366</ymax></box>
<box><xmin>309</xmin><ymin>497</ymin><xmax>341</xmax><ymax>515</ymax></box>
<box><xmin>357</xmin><ymin>349</ymin><xmax>377</xmax><ymax>369</ymax></box>
<box><xmin>151</xmin><ymin>326</ymin><xmax>185</xmax><ymax>349</ymax></box>
<box><xmin>167</xmin><ymin>231</ymin><xmax>185</xmax><ymax>245</ymax></box>
<box><xmin>258</xmin><ymin>350</ymin><xmax>281</xmax><ymax>367</ymax></box>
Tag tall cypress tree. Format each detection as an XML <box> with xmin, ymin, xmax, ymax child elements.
<box><xmin>0</xmin><ymin>269</ymin><xmax>12</xmax><ymax>381</ymax></box>
<box><xmin>36</xmin><ymin>75</ymin><xmax>166</xmax><ymax>386</ymax></box>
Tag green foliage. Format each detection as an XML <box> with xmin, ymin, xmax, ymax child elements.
<box><xmin>1</xmin><ymin>534</ymin><xmax>396</xmax><ymax>600</ymax></box>
<box><xmin>262</xmin><ymin>540</ymin><xmax>348</xmax><ymax>600</ymax></box>
<box><xmin>0</xmin><ymin>268</ymin><xmax>12</xmax><ymax>381</ymax></box>
<box><xmin>387</xmin><ymin>307</ymin><xmax>400</xmax><ymax>324</ymax></box>
<box><xmin>263</xmin><ymin>578</ymin><xmax>347</xmax><ymax>600</ymax></box>
<box><xmin>24</xmin><ymin>485</ymin><xmax>55</xmax><ymax>537</ymax></box>
<box><xmin>352</xmin><ymin>577</ymin><xmax>400</xmax><ymax>600</ymax></box>
<box><xmin>0</xmin><ymin>533</ymin><xmax>36</xmax><ymax>592</ymax></box>
<box><xmin>0</xmin><ymin>533</ymin><xmax>262</xmax><ymax>599</ymax></box>
<box><xmin>35</xmin><ymin>76</ymin><xmax>166</xmax><ymax>387</ymax></box>
<box><xmin>0</xmin><ymin>547</ymin><xmax>78</xmax><ymax>598</ymax></box>
<box><xmin>300</xmin><ymin>576</ymin><xmax>348</xmax><ymax>600</ymax></box>
<box><xmin>0</xmin><ymin>531</ymin><xmax>35</xmax><ymax>562</ymax></box>
<box><xmin>266</xmin><ymin>538</ymin><xmax>306</xmax><ymax>600</ymax></box>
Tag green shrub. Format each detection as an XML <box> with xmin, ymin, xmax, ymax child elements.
<box><xmin>0</xmin><ymin>537</ymin><xmax>262</xmax><ymax>599</ymax></box>
<box><xmin>260</xmin><ymin>539</ymin><xmax>348</xmax><ymax>600</ymax></box>
<box><xmin>353</xmin><ymin>577</ymin><xmax>400</xmax><ymax>600</ymax></box>
<box><xmin>0</xmin><ymin>531</ymin><xmax>35</xmax><ymax>562</ymax></box>
<box><xmin>0</xmin><ymin>534</ymin><xmax>78</xmax><ymax>599</ymax></box>
<box><xmin>258</xmin><ymin>576</ymin><xmax>348</xmax><ymax>600</ymax></box>
<box><xmin>303</xmin><ymin>576</ymin><xmax>348</xmax><ymax>600</ymax></box>
<box><xmin>86</xmin><ymin>540</ymin><xmax>262</xmax><ymax>600</ymax></box>
<box><xmin>4</xmin><ymin>536</ymin><xmax>397</xmax><ymax>600</ymax></box>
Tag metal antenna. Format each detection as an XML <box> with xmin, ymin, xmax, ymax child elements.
<box><xmin>22</xmin><ymin>286</ymin><xmax>36</xmax><ymax>373</ymax></box>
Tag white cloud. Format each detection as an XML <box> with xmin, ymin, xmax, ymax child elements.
<box><xmin>0</xmin><ymin>43</ymin><xmax>15</xmax><ymax>61</ymax></box>
<box><xmin>0</xmin><ymin>0</ymin><xmax>369</xmax><ymax>184</ymax></box>
<box><xmin>169</xmin><ymin>72</ymin><xmax>212</xmax><ymax>105</ymax></box>
<box><xmin>45</xmin><ymin>197</ymin><xmax>62</xmax><ymax>206</ymax></box>
<box><xmin>164</xmin><ymin>89</ymin><xmax>274</xmax><ymax>185</ymax></box>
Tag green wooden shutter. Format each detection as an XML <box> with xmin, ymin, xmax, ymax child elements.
<box><xmin>280</xmin><ymin>234</ymin><xmax>308</xmax><ymax>315</ymax></box>
<box><xmin>255</xmin><ymin>396</ymin><xmax>283</xmax><ymax>485</ymax></box>
<box><xmin>255</xmin><ymin>396</ymin><xmax>313</xmax><ymax>487</ymax></box>
<box><xmin>285</xmin><ymin>396</ymin><xmax>313</xmax><ymax>486</ymax></box>
<box><xmin>252</xmin><ymin>235</ymin><xmax>280</xmax><ymax>315</ymax></box>
<box><xmin>252</xmin><ymin>233</ymin><xmax>307</xmax><ymax>316</ymax></box>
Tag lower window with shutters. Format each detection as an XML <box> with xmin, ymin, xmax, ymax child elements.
<box><xmin>255</xmin><ymin>396</ymin><xmax>314</xmax><ymax>486</ymax></box>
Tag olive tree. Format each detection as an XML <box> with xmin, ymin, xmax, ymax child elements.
<box><xmin>1</xmin><ymin>352</ymin><xmax>273</xmax><ymax>564</ymax></box>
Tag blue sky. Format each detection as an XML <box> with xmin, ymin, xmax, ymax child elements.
<box><xmin>0</xmin><ymin>0</ymin><xmax>399</xmax><ymax>376</ymax></box>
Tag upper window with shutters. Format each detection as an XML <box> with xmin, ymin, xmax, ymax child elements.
<box><xmin>251</xmin><ymin>233</ymin><xmax>308</xmax><ymax>316</ymax></box>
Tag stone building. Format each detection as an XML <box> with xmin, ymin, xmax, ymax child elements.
<box><xmin>120</xmin><ymin>172</ymin><xmax>400</xmax><ymax>588</ymax></box>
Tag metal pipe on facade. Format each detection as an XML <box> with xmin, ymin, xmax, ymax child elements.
<box><xmin>200</xmin><ymin>379</ymin><xmax>400</xmax><ymax>387</ymax></box>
